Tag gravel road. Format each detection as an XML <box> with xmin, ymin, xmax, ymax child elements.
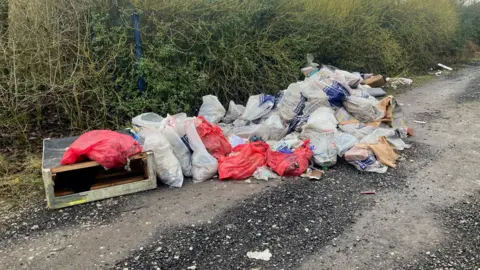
<box><xmin>1</xmin><ymin>62</ymin><xmax>479</xmax><ymax>270</ymax></box>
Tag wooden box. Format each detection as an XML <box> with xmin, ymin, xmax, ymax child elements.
<box><xmin>41</xmin><ymin>136</ymin><xmax>157</xmax><ymax>209</ymax></box>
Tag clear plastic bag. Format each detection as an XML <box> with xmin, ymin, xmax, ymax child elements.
<box><xmin>138</xmin><ymin>128</ymin><xmax>184</xmax><ymax>187</ymax></box>
<box><xmin>185</xmin><ymin>118</ymin><xmax>218</xmax><ymax>182</ymax></box>
<box><xmin>198</xmin><ymin>95</ymin><xmax>226</xmax><ymax>124</ymax></box>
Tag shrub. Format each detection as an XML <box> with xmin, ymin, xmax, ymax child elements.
<box><xmin>0</xmin><ymin>0</ymin><xmax>476</xmax><ymax>144</ymax></box>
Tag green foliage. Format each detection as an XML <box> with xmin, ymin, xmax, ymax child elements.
<box><xmin>0</xmin><ymin>0</ymin><xmax>478</xmax><ymax>144</ymax></box>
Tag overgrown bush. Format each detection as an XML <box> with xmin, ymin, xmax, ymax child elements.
<box><xmin>0</xmin><ymin>0</ymin><xmax>478</xmax><ymax>145</ymax></box>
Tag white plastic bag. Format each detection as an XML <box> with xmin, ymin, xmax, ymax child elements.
<box><xmin>262</xmin><ymin>114</ymin><xmax>287</xmax><ymax>140</ymax></box>
<box><xmin>334</xmin><ymin>132</ymin><xmax>358</xmax><ymax>157</ymax></box>
<box><xmin>223</xmin><ymin>101</ymin><xmax>246</xmax><ymax>123</ymax></box>
<box><xmin>160</xmin><ymin>116</ymin><xmax>193</xmax><ymax>177</ymax></box>
<box><xmin>301</xmin><ymin>107</ymin><xmax>338</xmax><ymax>134</ymax></box>
<box><xmin>276</xmin><ymin>90</ymin><xmax>307</xmax><ymax>121</ymax></box>
<box><xmin>185</xmin><ymin>118</ymin><xmax>218</xmax><ymax>182</ymax></box>
<box><xmin>138</xmin><ymin>128</ymin><xmax>184</xmax><ymax>187</ymax></box>
<box><xmin>286</xmin><ymin>79</ymin><xmax>330</xmax><ymax>115</ymax></box>
<box><xmin>198</xmin><ymin>95</ymin><xmax>226</xmax><ymax>123</ymax></box>
<box><xmin>132</xmin><ymin>113</ymin><xmax>164</xmax><ymax>129</ymax></box>
<box><xmin>343</xmin><ymin>96</ymin><xmax>383</xmax><ymax>123</ymax></box>
<box><xmin>302</xmin><ymin>130</ymin><xmax>337</xmax><ymax>167</ymax></box>
<box><xmin>240</xmin><ymin>94</ymin><xmax>275</xmax><ymax>121</ymax></box>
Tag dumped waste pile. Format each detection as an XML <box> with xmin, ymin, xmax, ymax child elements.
<box><xmin>61</xmin><ymin>56</ymin><xmax>413</xmax><ymax>188</ymax></box>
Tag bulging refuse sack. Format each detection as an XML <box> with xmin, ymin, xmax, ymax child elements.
<box><xmin>185</xmin><ymin>118</ymin><xmax>218</xmax><ymax>182</ymax></box>
<box><xmin>334</xmin><ymin>132</ymin><xmax>358</xmax><ymax>157</ymax></box>
<box><xmin>160</xmin><ymin>116</ymin><xmax>193</xmax><ymax>177</ymax></box>
<box><xmin>267</xmin><ymin>141</ymin><xmax>313</xmax><ymax>177</ymax></box>
<box><xmin>240</xmin><ymin>94</ymin><xmax>275</xmax><ymax>121</ymax></box>
<box><xmin>302</xmin><ymin>130</ymin><xmax>338</xmax><ymax>167</ymax></box>
<box><xmin>275</xmin><ymin>90</ymin><xmax>307</xmax><ymax>121</ymax></box>
<box><xmin>198</xmin><ymin>95</ymin><xmax>226</xmax><ymax>124</ymax></box>
<box><xmin>196</xmin><ymin>116</ymin><xmax>232</xmax><ymax>159</ymax></box>
<box><xmin>301</xmin><ymin>107</ymin><xmax>338</xmax><ymax>134</ymax></box>
<box><xmin>262</xmin><ymin>114</ymin><xmax>288</xmax><ymax>140</ymax></box>
<box><xmin>223</xmin><ymin>101</ymin><xmax>246</xmax><ymax>124</ymax></box>
<box><xmin>287</xmin><ymin>79</ymin><xmax>330</xmax><ymax>115</ymax></box>
<box><xmin>318</xmin><ymin>79</ymin><xmax>350</xmax><ymax>107</ymax></box>
<box><xmin>138</xmin><ymin>127</ymin><xmax>184</xmax><ymax>187</ymax></box>
<box><xmin>218</xmin><ymin>141</ymin><xmax>269</xmax><ymax>180</ymax></box>
<box><xmin>132</xmin><ymin>112</ymin><xmax>164</xmax><ymax>129</ymax></box>
<box><xmin>343</xmin><ymin>96</ymin><xmax>384</xmax><ymax>123</ymax></box>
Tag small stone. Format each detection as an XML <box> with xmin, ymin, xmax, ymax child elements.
<box><xmin>187</xmin><ymin>266</ymin><xmax>197</xmax><ymax>270</ymax></box>
<box><xmin>30</xmin><ymin>225</ymin><xmax>39</xmax><ymax>230</ymax></box>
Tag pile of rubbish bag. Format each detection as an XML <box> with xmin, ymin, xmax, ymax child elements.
<box><xmin>62</xmin><ymin>56</ymin><xmax>413</xmax><ymax>188</ymax></box>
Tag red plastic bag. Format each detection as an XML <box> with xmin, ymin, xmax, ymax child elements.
<box><xmin>267</xmin><ymin>140</ymin><xmax>313</xmax><ymax>176</ymax></box>
<box><xmin>196</xmin><ymin>116</ymin><xmax>232</xmax><ymax>159</ymax></box>
<box><xmin>61</xmin><ymin>130</ymin><xmax>143</xmax><ymax>169</ymax></box>
<box><xmin>218</xmin><ymin>141</ymin><xmax>269</xmax><ymax>180</ymax></box>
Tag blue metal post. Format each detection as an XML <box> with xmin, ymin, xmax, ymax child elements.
<box><xmin>133</xmin><ymin>13</ymin><xmax>146</xmax><ymax>92</ymax></box>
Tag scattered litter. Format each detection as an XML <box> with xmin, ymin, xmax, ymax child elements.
<box><xmin>247</xmin><ymin>249</ymin><xmax>272</xmax><ymax>261</ymax></box>
<box><xmin>435</xmin><ymin>71</ymin><xmax>442</xmax><ymax>76</ymax></box>
<box><xmin>414</xmin><ymin>120</ymin><xmax>427</xmax><ymax>124</ymax></box>
<box><xmin>438</xmin><ymin>63</ymin><xmax>453</xmax><ymax>71</ymax></box>
<box><xmin>360</xmin><ymin>190</ymin><xmax>376</xmax><ymax>195</ymax></box>
<box><xmin>388</xmin><ymin>77</ymin><xmax>413</xmax><ymax>89</ymax></box>
<box><xmin>301</xmin><ymin>168</ymin><xmax>324</xmax><ymax>180</ymax></box>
